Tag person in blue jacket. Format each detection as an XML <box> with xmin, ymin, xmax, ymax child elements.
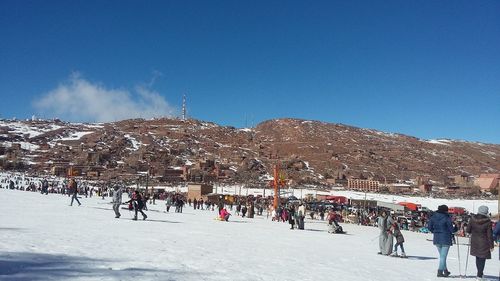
<box><xmin>428</xmin><ymin>205</ymin><xmax>454</xmax><ymax>278</ymax></box>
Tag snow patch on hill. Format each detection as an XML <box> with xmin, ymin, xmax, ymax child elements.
<box><xmin>426</xmin><ymin>139</ymin><xmax>452</xmax><ymax>145</ymax></box>
<box><xmin>59</xmin><ymin>131</ymin><xmax>94</xmax><ymax>141</ymax></box>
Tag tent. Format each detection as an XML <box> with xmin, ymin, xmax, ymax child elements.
<box><xmin>325</xmin><ymin>195</ymin><xmax>347</xmax><ymax>204</ymax></box>
<box><xmin>398</xmin><ymin>202</ymin><xmax>420</xmax><ymax>211</ymax></box>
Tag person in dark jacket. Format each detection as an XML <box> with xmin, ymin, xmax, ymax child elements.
<box><xmin>241</xmin><ymin>205</ymin><xmax>247</xmax><ymax>218</ymax></box>
<box><xmin>41</xmin><ymin>178</ymin><xmax>49</xmax><ymax>195</ymax></box>
<box><xmin>69</xmin><ymin>179</ymin><xmax>81</xmax><ymax>206</ymax></box>
<box><xmin>466</xmin><ymin>205</ymin><xmax>494</xmax><ymax>279</ymax></box>
<box><xmin>288</xmin><ymin>205</ymin><xmax>296</xmax><ymax>230</ymax></box>
<box><xmin>390</xmin><ymin>222</ymin><xmax>406</xmax><ymax>258</ymax></box>
<box><xmin>427</xmin><ymin>205</ymin><xmax>454</xmax><ymax>277</ymax></box>
<box><xmin>127</xmin><ymin>191</ymin><xmax>147</xmax><ymax>220</ymax></box>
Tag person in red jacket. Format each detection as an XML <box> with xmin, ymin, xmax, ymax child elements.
<box><xmin>219</xmin><ymin>208</ymin><xmax>231</xmax><ymax>221</ymax></box>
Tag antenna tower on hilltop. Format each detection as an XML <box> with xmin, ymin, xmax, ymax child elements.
<box><xmin>182</xmin><ymin>94</ymin><xmax>187</xmax><ymax>121</ymax></box>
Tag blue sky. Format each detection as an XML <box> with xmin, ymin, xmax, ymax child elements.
<box><xmin>1</xmin><ymin>1</ymin><xmax>499</xmax><ymax>143</ymax></box>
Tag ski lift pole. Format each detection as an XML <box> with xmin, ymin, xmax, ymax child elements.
<box><xmin>273</xmin><ymin>164</ymin><xmax>279</xmax><ymax>209</ymax></box>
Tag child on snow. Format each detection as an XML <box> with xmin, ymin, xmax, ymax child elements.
<box><xmin>219</xmin><ymin>208</ymin><xmax>231</xmax><ymax>221</ymax></box>
<box><xmin>327</xmin><ymin>210</ymin><xmax>343</xmax><ymax>233</ymax></box>
<box><xmin>390</xmin><ymin>222</ymin><xmax>406</xmax><ymax>257</ymax></box>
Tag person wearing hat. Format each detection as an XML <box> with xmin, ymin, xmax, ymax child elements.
<box><xmin>466</xmin><ymin>205</ymin><xmax>494</xmax><ymax>280</ymax></box>
<box><xmin>428</xmin><ymin>205</ymin><xmax>454</xmax><ymax>277</ymax></box>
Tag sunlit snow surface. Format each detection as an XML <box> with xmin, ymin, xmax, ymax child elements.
<box><xmin>0</xmin><ymin>189</ymin><xmax>498</xmax><ymax>281</ymax></box>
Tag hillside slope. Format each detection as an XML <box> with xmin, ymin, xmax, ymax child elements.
<box><xmin>1</xmin><ymin>118</ymin><xmax>498</xmax><ymax>184</ymax></box>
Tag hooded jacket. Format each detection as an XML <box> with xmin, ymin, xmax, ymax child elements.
<box><xmin>112</xmin><ymin>187</ymin><xmax>123</xmax><ymax>204</ymax></box>
<box><xmin>466</xmin><ymin>214</ymin><xmax>494</xmax><ymax>259</ymax></box>
<box><xmin>427</xmin><ymin>211</ymin><xmax>454</xmax><ymax>246</ymax></box>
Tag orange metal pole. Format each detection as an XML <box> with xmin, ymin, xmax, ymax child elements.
<box><xmin>273</xmin><ymin>165</ymin><xmax>279</xmax><ymax>209</ymax></box>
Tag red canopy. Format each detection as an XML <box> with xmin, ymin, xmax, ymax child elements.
<box><xmin>325</xmin><ymin>196</ymin><xmax>347</xmax><ymax>204</ymax></box>
<box><xmin>398</xmin><ymin>202</ymin><xmax>420</xmax><ymax>211</ymax></box>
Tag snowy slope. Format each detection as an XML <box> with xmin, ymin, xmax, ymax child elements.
<box><xmin>0</xmin><ymin>189</ymin><xmax>498</xmax><ymax>281</ymax></box>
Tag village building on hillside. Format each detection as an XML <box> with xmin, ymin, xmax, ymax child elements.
<box><xmin>388</xmin><ymin>183</ymin><xmax>414</xmax><ymax>194</ymax></box>
<box><xmin>475</xmin><ymin>173</ymin><xmax>500</xmax><ymax>193</ymax></box>
<box><xmin>347</xmin><ymin>178</ymin><xmax>380</xmax><ymax>192</ymax></box>
<box><xmin>161</xmin><ymin>167</ymin><xmax>187</xmax><ymax>182</ymax></box>
<box><xmin>419</xmin><ymin>183</ymin><xmax>433</xmax><ymax>193</ymax></box>
<box><xmin>447</xmin><ymin>174</ymin><xmax>475</xmax><ymax>188</ymax></box>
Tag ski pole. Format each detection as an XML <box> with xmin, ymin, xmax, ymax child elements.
<box><xmin>456</xmin><ymin>235</ymin><xmax>462</xmax><ymax>277</ymax></box>
<box><xmin>464</xmin><ymin>235</ymin><xmax>470</xmax><ymax>278</ymax></box>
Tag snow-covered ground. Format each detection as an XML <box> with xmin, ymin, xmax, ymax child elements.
<box><xmin>0</xmin><ymin>189</ymin><xmax>498</xmax><ymax>281</ymax></box>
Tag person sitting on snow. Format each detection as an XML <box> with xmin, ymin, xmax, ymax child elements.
<box><xmin>327</xmin><ymin>209</ymin><xmax>343</xmax><ymax>233</ymax></box>
<box><xmin>219</xmin><ymin>208</ymin><xmax>231</xmax><ymax>221</ymax></box>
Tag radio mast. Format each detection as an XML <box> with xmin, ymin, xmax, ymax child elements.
<box><xmin>182</xmin><ymin>94</ymin><xmax>187</xmax><ymax>121</ymax></box>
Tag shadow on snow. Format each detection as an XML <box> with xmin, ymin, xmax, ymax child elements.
<box><xmin>403</xmin><ymin>255</ymin><xmax>437</xmax><ymax>260</ymax></box>
<box><xmin>0</xmin><ymin>252</ymin><xmax>205</xmax><ymax>281</ymax></box>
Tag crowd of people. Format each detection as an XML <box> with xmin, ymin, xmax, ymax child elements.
<box><xmin>0</xmin><ymin>174</ymin><xmax>114</xmax><ymax>199</ymax></box>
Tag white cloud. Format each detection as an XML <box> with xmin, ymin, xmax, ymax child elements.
<box><xmin>33</xmin><ymin>74</ymin><xmax>177</xmax><ymax>122</ymax></box>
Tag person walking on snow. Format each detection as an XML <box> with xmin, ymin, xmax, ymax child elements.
<box><xmin>241</xmin><ymin>205</ymin><xmax>247</xmax><ymax>218</ymax></box>
<box><xmin>236</xmin><ymin>203</ymin><xmax>241</xmax><ymax>216</ymax></box>
<box><xmin>428</xmin><ymin>205</ymin><xmax>454</xmax><ymax>278</ymax></box>
<box><xmin>390</xmin><ymin>221</ymin><xmax>406</xmax><ymax>258</ymax></box>
<box><xmin>41</xmin><ymin>178</ymin><xmax>49</xmax><ymax>195</ymax></box>
<box><xmin>69</xmin><ymin>179</ymin><xmax>81</xmax><ymax>206</ymax></box>
<box><xmin>127</xmin><ymin>190</ymin><xmax>147</xmax><ymax>220</ymax></box>
<box><xmin>165</xmin><ymin>195</ymin><xmax>173</xmax><ymax>212</ymax></box>
<box><xmin>112</xmin><ymin>184</ymin><xmax>123</xmax><ymax>218</ymax></box>
<box><xmin>297</xmin><ymin>203</ymin><xmax>306</xmax><ymax>230</ymax></box>
<box><xmin>288</xmin><ymin>205</ymin><xmax>296</xmax><ymax>230</ymax></box>
<box><xmin>466</xmin><ymin>205</ymin><xmax>494</xmax><ymax>280</ymax></box>
<box><xmin>377</xmin><ymin>210</ymin><xmax>393</xmax><ymax>255</ymax></box>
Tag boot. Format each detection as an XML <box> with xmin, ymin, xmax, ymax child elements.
<box><xmin>133</xmin><ymin>216</ymin><xmax>137</xmax><ymax>221</ymax></box>
<box><xmin>443</xmin><ymin>270</ymin><xmax>450</xmax><ymax>277</ymax></box>
<box><xmin>437</xmin><ymin>270</ymin><xmax>444</xmax><ymax>277</ymax></box>
<box><xmin>143</xmin><ymin>214</ymin><xmax>147</xmax><ymax>220</ymax></box>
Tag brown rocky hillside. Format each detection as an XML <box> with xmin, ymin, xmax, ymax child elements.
<box><xmin>0</xmin><ymin>117</ymin><xmax>498</xmax><ymax>185</ymax></box>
